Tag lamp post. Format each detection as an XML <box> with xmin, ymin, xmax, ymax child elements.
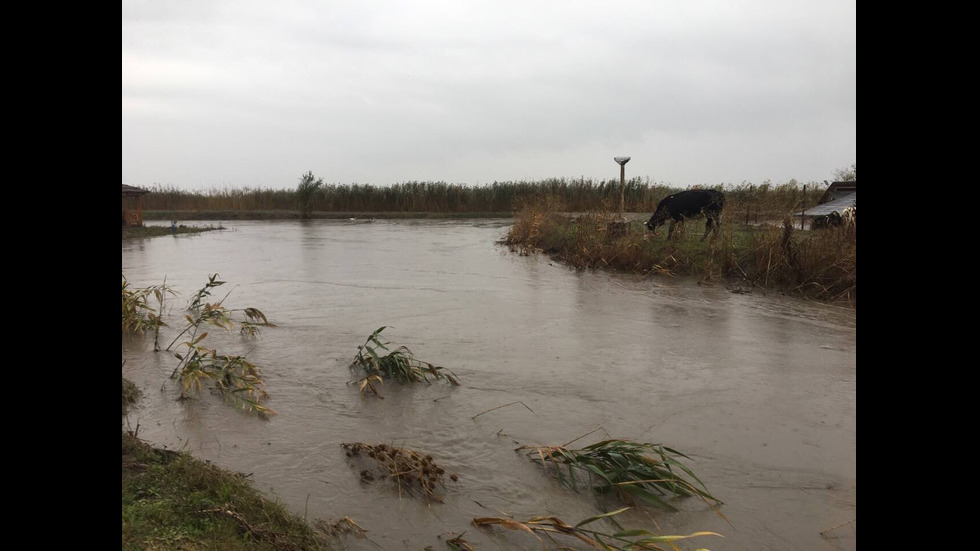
<box><xmin>614</xmin><ymin>156</ymin><xmax>631</xmax><ymax>219</ymax></box>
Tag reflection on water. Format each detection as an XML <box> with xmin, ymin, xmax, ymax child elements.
<box><xmin>122</xmin><ymin>219</ymin><xmax>856</xmax><ymax>550</ymax></box>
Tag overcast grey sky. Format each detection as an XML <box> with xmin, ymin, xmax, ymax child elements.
<box><xmin>122</xmin><ymin>0</ymin><xmax>856</xmax><ymax>191</ymax></box>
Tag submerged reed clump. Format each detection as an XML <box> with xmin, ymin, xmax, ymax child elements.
<box><xmin>349</xmin><ymin>327</ymin><xmax>460</xmax><ymax>397</ymax></box>
<box><xmin>122</xmin><ymin>375</ymin><xmax>141</xmax><ymax>415</ymax></box>
<box><xmin>239</xmin><ymin>307</ymin><xmax>276</xmax><ymax>338</ymax></box>
<box><xmin>172</xmin><ymin>337</ymin><xmax>274</xmax><ymax>416</ymax></box>
<box><xmin>517</xmin><ymin>439</ymin><xmax>721</xmax><ymax>511</ymax></box>
<box><xmin>314</xmin><ymin>516</ymin><xmax>366</xmax><ymax>542</ymax></box>
<box><xmin>122</xmin><ymin>274</ymin><xmax>174</xmax><ymax>336</ymax></box>
<box><xmin>122</xmin><ymin>273</ymin><xmax>276</xmax><ymax>416</ymax></box>
<box><xmin>342</xmin><ymin>442</ymin><xmax>458</xmax><ymax>503</ymax></box>
<box><xmin>167</xmin><ymin>274</ymin><xmax>276</xmax><ymax>415</ymax></box>
<box><xmin>180</xmin><ymin>274</ymin><xmax>277</xmax><ymax>340</ymax></box>
<box><xmin>443</xmin><ymin>532</ymin><xmax>477</xmax><ymax>551</ymax></box>
<box><xmin>473</xmin><ymin>508</ymin><xmax>722</xmax><ymax>551</ymax></box>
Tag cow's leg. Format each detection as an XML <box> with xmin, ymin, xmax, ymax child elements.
<box><xmin>702</xmin><ymin>213</ymin><xmax>721</xmax><ymax>241</ymax></box>
<box><xmin>701</xmin><ymin>217</ymin><xmax>713</xmax><ymax>241</ymax></box>
<box><xmin>667</xmin><ymin>220</ymin><xmax>677</xmax><ymax>240</ymax></box>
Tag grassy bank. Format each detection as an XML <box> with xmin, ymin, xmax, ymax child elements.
<box><xmin>122</xmin><ymin>277</ymin><xmax>327</xmax><ymax>548</ymax></box>
<box><xmin>505</xmin><ymin>201</ymin><xmax>856</xmax><ymax>305</ymax></box>
<box><xmin>122</xmin><ymin>224</ymin><xmax>224</xmax><ymax>240</ymax></box>
<box><xmin>122</xmin><ymin>378</ymin><xmax>328</xmax><ymax>550</ymax></box>
<box><xmin>121</xmin><ymin>432</ymin><xmax>327</xmax><ymax>550</ymax></box>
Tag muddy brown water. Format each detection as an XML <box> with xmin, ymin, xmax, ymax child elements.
<box><xmin>122</xmin><ymin>219</ymin><xmax>856</xmax><ymax>550</ymax></box>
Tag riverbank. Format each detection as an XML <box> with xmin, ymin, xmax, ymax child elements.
<box><xmin>122</xmin><ymin>224</ymin><xmax>225</xmax><ymax>240</ymax></box>
<box><xmin>144</xmin><ymin>210</ymin><xmax>512</xmax><ymax>221</ymax></box>
<box><xmin>505</xmin><ymin>206</ymin><xmax>856</xmax><ymax>306</ymax></box>
<box><xmin>122</xmin><ymin>378</ymin><xmax>329</xmax><ymax>550</ymax></box>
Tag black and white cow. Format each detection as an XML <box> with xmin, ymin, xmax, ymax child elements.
<box><xmin>645</xmin><ymin>189</ymin><xmax>725</xmax><ymax>241</ymax></box>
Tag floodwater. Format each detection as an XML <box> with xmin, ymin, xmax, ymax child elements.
<box><xmin>122</xmin><ymin>219</ymin><xmax>856</xmax><ymax>550</ymax></box>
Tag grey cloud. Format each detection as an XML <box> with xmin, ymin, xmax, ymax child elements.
<box><xmin>122</xmin><ymin>0</ymin><xmax>856</xmax><ymax>189</ymax></box>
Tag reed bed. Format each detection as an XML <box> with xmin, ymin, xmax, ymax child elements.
<box><xmin>342</xmin><ymin>442</ymin><xmax>458</xmax><ymax>503</ymax></box>
<box><xmin>517</xmin><ymin>439</ymin><xmax>721</xmax><ymax>511</ymax></box>
<box><xmin>135</xmin><ymin>178</ymin><xmax>820</xmax><ymax>215</ymax></box>
<box><xmin>738</xmin><ymin>218</ymin><xmax>856</xmax><ymax>303</ymax></box>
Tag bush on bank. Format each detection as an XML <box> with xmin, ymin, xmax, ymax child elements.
<box><xmin>504</xmin><ymin>198</ymin><xmax>855</xmax><ymax>305</ymax></box>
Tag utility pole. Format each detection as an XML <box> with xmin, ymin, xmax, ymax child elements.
<box><xmin>614</xmin><ymin>156</ymin><xmax>631</xmax><ymax>219</ymax></box>
<box><xmin>801</xmin><ymin>184</ymin><xmax>806</xmax><ymax>230</ymax></box>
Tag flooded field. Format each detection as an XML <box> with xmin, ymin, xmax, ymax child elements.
<box><xmin>122</xmin><ymin>219</ymin><xmax>856</xmax><ymax>550</ymax></box>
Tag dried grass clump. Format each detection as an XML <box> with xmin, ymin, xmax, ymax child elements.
<box><xmin>342</xmin><ymin>442</ymin><xmax>458</xmax><ymax>503</ymax></box>
<box><xmin>740</xmin><ymin>218</ymin><xmax>856</xmax><ymax>304</ymax></box>
<box><xmin>474</xmin><ymin>508</ymin><xmax>722</xmax><ymax>550</ymax></box>
<box><xmin>314</xmin><ymin>516</ymin><xmax>366</xmax><ymax>541</ymax></box>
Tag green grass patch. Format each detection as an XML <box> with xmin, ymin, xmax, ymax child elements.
<box><xmin>121</xmin><ymin>374</ymin><xmax>325</xmax><ymax>549</ymax></box>
<box><xmin>122</xmin><ymin>432</ymin><xmax>327</xmax><ymax>550</ymax></box>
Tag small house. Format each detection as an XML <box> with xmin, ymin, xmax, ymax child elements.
<box><xmin>122</xmin><ymin>184</ymin><xmax>150</xmax><ymax>226</ymax></box>
<box><xmin>800</xmin><ymin>181</ymin><xmax>856</xmax><ymax>229</ymax></box>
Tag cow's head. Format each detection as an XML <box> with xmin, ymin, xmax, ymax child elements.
<box><xmin>645</xmin><ymin>209</ymin><xmax>669</xmax><ymax>233</ymax></box>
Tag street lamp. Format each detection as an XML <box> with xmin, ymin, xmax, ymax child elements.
<box><xmin>614</xmin><ymin>156</ymin><xmax>631</xmax><ymax>219</ymax></box>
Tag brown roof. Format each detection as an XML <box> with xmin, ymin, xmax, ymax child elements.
<box><xmin>122</xmin><ymin>184</ymin><xmax>149</xmax><ymax>196</ymax></box>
